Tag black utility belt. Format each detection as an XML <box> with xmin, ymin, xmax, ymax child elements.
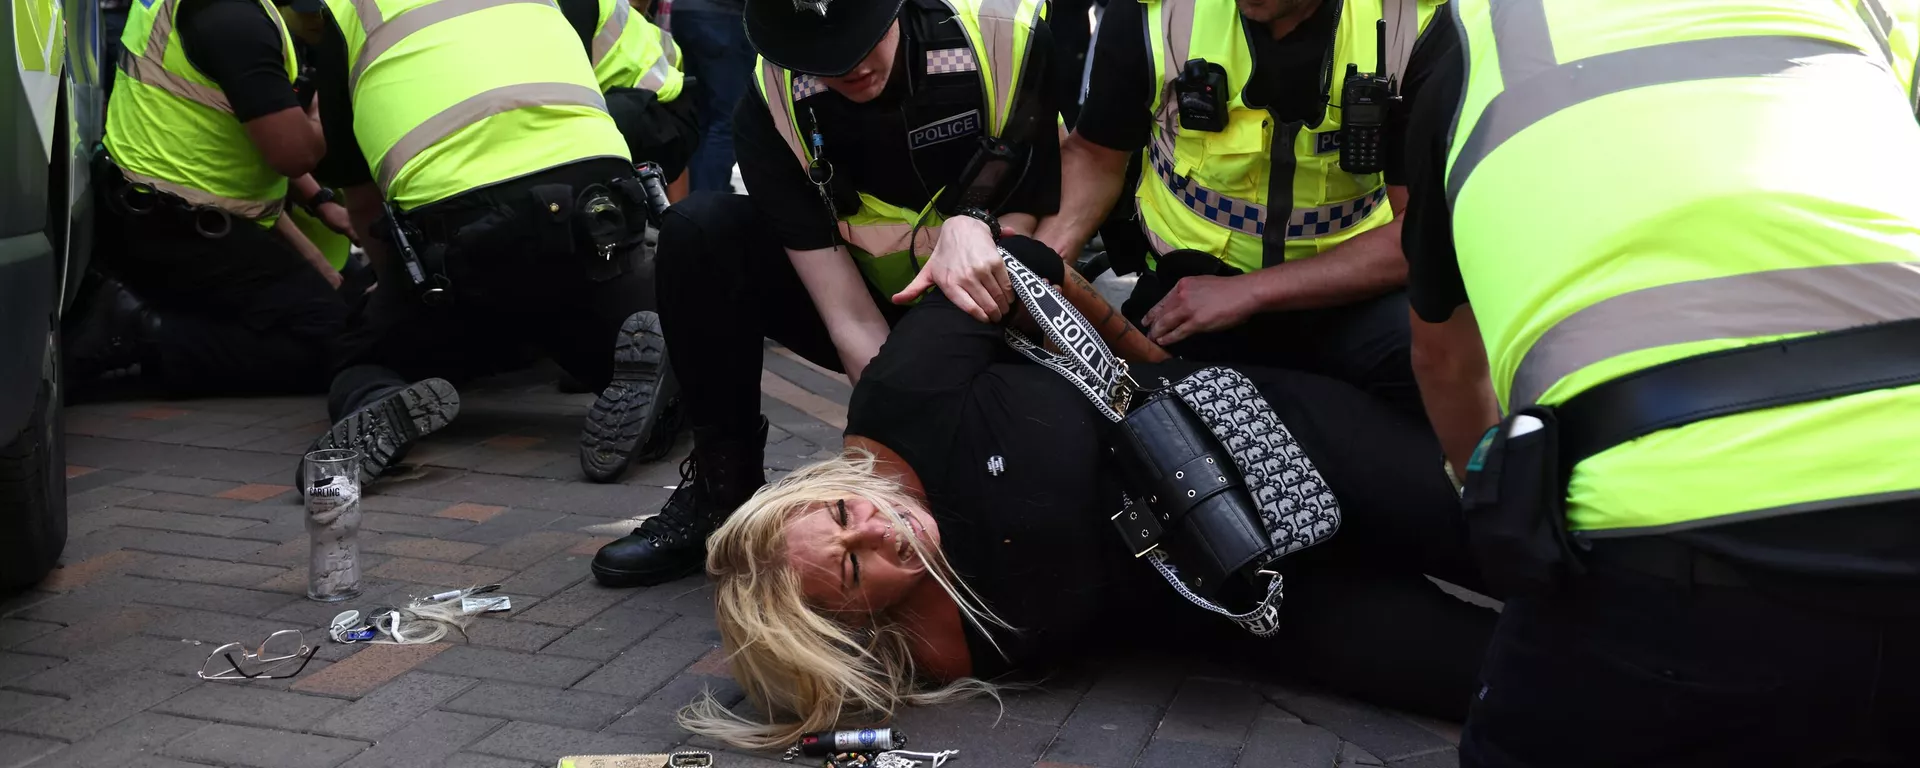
<box><xmin>379</xmin><ymin>168</ymin><xmax>662</xmax><ymax>307</ymax></box>
<box><xmin>1461</xmin><ymin>317</ymin><xmax>1920</xmax><ymax>599</ymax></box>
<box><xmin>99</xmin><ymin>160</ymin><xmax>256</xmax><ymax>240</ymax></box>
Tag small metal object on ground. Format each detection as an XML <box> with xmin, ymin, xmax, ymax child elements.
<box><xmin>555</xmin><ymin>752</ymin><xmax>712</xmax><ymax>767</ymax></box>
<box><xmin>198</xmin><ymin>629</ymin><xmax>316</xmax><ymax>680</ymax></box>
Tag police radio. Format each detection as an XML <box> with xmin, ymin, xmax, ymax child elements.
<box><xmin>1174</xmin><ymin>59</ymin><xmax>1229</xmax><ymax>133</ymax></box>
<box><xmin>1339</xmin><ymin>19</ymin><xmax>1396</xmax><ymax>175</ymax></box>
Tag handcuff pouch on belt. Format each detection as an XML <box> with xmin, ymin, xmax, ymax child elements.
<box><xmin>1459</xmin><ymin>406</ymin><xmax>1585</xmax><ymax>601</ymax></box>
<box><xmin>568</xmin><ymin>182</ymin><xmax>643</xmax><ymax>283</ymax></box>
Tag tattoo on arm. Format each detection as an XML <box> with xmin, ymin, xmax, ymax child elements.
<box><xmin>1065</xmin><ymin>268</ymin><xmax>1146</xmax><ymax>346</ymax></box>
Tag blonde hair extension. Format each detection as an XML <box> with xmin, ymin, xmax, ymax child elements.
<box><xmin>678</xmin><ymin>448</ymin><xmax>1013</xmax><ymax>751</ymax></box>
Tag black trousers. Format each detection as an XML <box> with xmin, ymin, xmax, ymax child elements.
<box><xmin>1462</xmin><ymin>544</ymin><xmax>1920</xmax><ymax>767</ymax></box>
<box><xmin>100</xmin><ymin>204</ymin><xmax>347</xmax><ymax>396</ymax></box>
<box><xmin>655</xmin><ymin>192</ymin><xmax>902</xmax><ymax>436</ymax></box>
<box><xmin>1123</xmin><ymin>272</ymin><xmax>1423</xmax><ymax>418</ymax></box>
<box><xmin>328</xmin><ymin>159</ymin><xmax>652</xmax><ymax>420</ymax></box>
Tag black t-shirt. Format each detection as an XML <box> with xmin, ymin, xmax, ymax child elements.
<box><xmin>732</xmin><ymin>4</ymin><xmax>1063</xmax><ymax>252</ymax></box>
<box><xmin>846</xmin><ymin>282</ymin><xmax>1152</xmax><ymax>679</ymax></box>
<box><xmin>174</xmin><ymin>0</ymin><xmax>299</xmax><ymax>122</ymax></box>
<box><xmin>846</xmin><ymin>239</ymin><xmax>1480</xmax><ymax>675</ymax></box>
<box><xmin>1074</xmin><ymin>0</ymin><xmax>1429</xmax><ymax>185</ymax></box>
<box><xmin>1397</xmin><ymin>8</ymin><xmax>1920</xmax><ymax>591</ymax></box>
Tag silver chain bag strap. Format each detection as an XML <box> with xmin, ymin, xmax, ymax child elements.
<box><xmin>997</xmin><ymin>248</ymin><xmax>1341</xmax><ymax>637</ymax></box>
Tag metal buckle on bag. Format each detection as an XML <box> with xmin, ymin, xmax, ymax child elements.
<box><xmin>1111</xmin><ymin>497</ymin><xmax>1164</xmax><ymax>558</ymax></box>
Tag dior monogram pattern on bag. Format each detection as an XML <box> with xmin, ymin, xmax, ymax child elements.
<box><xmin>1170</xmin><ymin>367</ymin><xmax>1341</xmax><ymax>559</ymax></box>
<box><xmin>995</xmin><ymin>247</ymin><xmax>1341</xmax><ymax>636</ymax></box>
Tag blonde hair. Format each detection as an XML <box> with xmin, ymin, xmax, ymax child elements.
<box><xmin>678</xmin><ymin>448</ymin><xmax>1010</xmax><ymax>750</ymax></box>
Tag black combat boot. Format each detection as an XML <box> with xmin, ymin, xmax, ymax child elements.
<box><xmin>580</xmin><ymin>311</ymin><xmax>682</xmax><ymax>482</ymax></box>
<box><xmin>65</xmin><ymin>277</ymin><xmax>158</xmax><ymax>382</ymax></box>
<box><xmin>591</xmin><ymin>418</ymin><xmax>769</xmax><ymax>587</ymax></box>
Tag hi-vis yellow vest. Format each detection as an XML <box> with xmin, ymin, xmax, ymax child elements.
<box><xmin>589</xmin><ymin>0</ymin><xmax>684</xmax><ymax>102</ymax></box>
<box><xmin>1447</xmin><ymin>0</ymin><xmax>1920</xmax><ymax>536</ymax></box>
<box><xmin>1866</xmin><ymin>0</ymin><xmax>1920</xmax><ymax>114</ymax></box>
<box><xmin>106</xmin><ymin>0</ymin><xmax>299</xmax><ymax>225</ymax></box>
<box><xmin>323</xmin><ymin>0</ymin><xmax>631</xmax><ymax>209</ymax></box>
<box><xmin>1138</xmin><ymin>0</ymin><xmax>1439</xmax><ymax>273</ymax></box>
<box><xmin>754</xmin><ymin>0</ymin><xmax>1045</xmax><ymax>297</ymax></box>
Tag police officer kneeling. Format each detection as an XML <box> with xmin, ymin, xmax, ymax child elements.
<box><xmin>564</xmin><ymin>0</ymin><xmax>703</xmax><ymax>184</ymax></box>
<box><xmin>1402</xmin><ymin>1</ymin><xmax>1920</xmax><ymax>764</ymax></box>
<box><xmin>285</xmin><ymin>0</ymin><xmax>672</xmax><ymax>487</ymax></box>
<box><xmin>590</xmin><ymin>0</ymin><xmax>1061</xmax><ymax>586</ymax></box>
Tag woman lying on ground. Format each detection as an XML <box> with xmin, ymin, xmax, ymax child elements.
<box><xmin>680</xmin><ymin>237</ymin><xmax>1497</xmax><ymax>750</ymax></box>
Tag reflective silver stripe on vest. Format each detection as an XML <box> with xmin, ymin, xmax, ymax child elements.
<box><xmin>118</xmin><ymin>0</ymin><xmax>235</xmax><ymax>111</ymax></box>
<box><xmin>592</xmin><ymin>0</ymin><xmax>628</xmax><ymax>67</ymax></box>
<box><xmin>376</xmin><ymin>82</ymin><xmax>608</xmax><ymax>191</ymax></box>
<box><xmin>635</xmin><ymin>24</ymin><xmax>675</xmax><ymax>91</ymax></box>
<box><xmin>1447</xmin><ymin>0</ymin><xmax>1882</xmax><ymax>203</ymax></box>
<box><xmin>1858</xmin><ymin>0</ymin><xmax>1895</xmax><ymax>64</ymax></box>
<box><xmin>352</xmin><ymin>0</ymin><xmax>384</xmax><ymax>31</ymax></box>
<box><xmin>120</xmin><ymin>53</ymin><xmax>232</xmax><ymax>112</ymax></box>
<box><xmin>352</xmin><ymin>0</ymin><xmax>556</xmax><ymax>90</ymax></box>
<box><xmin>1510</xmin><ymin>261</ymin><xmax>1920</xmax><ymax>408</ymax></box>
<box><xmin>119</xmin><ymin>168</ymin><xmax>285</xmax><ymax>219</ymax></box>
<box><xmin>973</xmin><ymin>0</ymin><xmax>1045</xmax><ymax>132</ymax></box>
<box><xmin>759</xmin><ymin>62</ymin><xmax>808</xmax><ymax>165</ymax></box>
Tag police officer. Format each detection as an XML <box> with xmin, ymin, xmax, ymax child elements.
<box><xmin>589</xmin><ymin>0</ymin><xmax>1062</xmax><ymax>587</ymax></box>
<box><xmin>286</xmin><ymin>0</ymin><xmax>672</xmax><ymax>487</ymax></box>
<box><xmin>563</xmin><ymin>0</ymin><xmax>703</xmax><ymax>181</ymax></box>
<box><xmin>1037</xmin><ymin>0</ymin><xmax>1442</xmax><ymax>417</ymax></box>
<box><xmin>74</xmin><ymin>0</ymin><xmax>351</xmax><ymax>397</ymax></box>
<box><xmin>1401</xmin><ymin>1</ymin><xmax>1920</xmax><ymax>764</ymax></box>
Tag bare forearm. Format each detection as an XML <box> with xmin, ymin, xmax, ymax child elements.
<box><xmin>288</xmin><ymin>174</ymin><xmax>321</xmax><ymax>203</ymax></box>
<box><xmin>788</xmin><ymin>246</ymin><xmax>893</xmax><ymax>383</ymax></box>
<box><xmin>1036</xmin><ymin>133</ymin><xmax>1131</xmax><ymax>262</ymax></box>
<box><xmin>1243</xmin><ymin>220</ymin><xmax>1407</xmax><ymax>312</ymax></box>
<box><xmin>1410</xmin><ymin>307</ymin><xmax>1502</xmax><ymax>479</ymax></box>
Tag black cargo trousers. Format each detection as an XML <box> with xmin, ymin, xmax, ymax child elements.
<box><xmin>93</xmin><ymin>164</ymin><xmax>348</xmax><ymax>397</ymax></box>
<box><xmin>327</xmin><ymin>157</ymin><xmax>656</xmax><ymax>421</ymax></box>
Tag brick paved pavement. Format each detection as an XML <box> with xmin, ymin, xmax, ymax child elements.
<box><xmin>5</xmin><ymin>346</ymin><xmax>1464</xmax><ymax>768</ymax></box>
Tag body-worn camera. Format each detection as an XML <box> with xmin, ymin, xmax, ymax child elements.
<box><xmin>1339</xmin><ymin>20</ymin><xmax>1397</xmax><ymax>174</ymax></box>
<box><xmin>1175</xmin><ymin>59</ymin><xmax>1229</xmax><ymax>133</ymax></box>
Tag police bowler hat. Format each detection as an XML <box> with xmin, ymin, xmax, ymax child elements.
<box><xmin>745</xmin><ymin>0</ymin><xmax>907</xmax><ymax>77</ymax></box>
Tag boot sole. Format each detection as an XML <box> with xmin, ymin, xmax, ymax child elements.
<box><xmin>305</xmin><ymin>378</ymin><xmax>460</xmax><ymax>490</ymax></box>
<box><xmin>580</xmin><ymin>311</ymin><xmax>673</xmax><ymax>483</ymax></box>
<box><xmin>590</xmin><ymin>557</ymin><xmax>703</xmax><ymax>588</ymax></box>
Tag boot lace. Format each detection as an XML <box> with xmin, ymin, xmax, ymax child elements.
<box><xmin>635</xmin><ymin>456</ymin><xmax>702</xmax><ymax>545</ymax></box>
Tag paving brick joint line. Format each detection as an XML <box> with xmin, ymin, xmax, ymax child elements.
<box><xmin>7</xmin><ymin>353</ymin><xmax>1461</xmax><ymax>767</ymax></box>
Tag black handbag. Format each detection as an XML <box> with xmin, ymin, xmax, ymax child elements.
<box><xmin>999</xmin><ymin>248</ymin><xmax>1342</xmax><ymax>637</ymax></box>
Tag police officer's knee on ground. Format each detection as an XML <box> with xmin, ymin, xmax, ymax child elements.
<box><xmin>283</xmin><ymin>0</ymin><xmax>677</xmax><ymax>490</ymax></box>
<box><xmin>1037</xmin><ymin>0</ymin><xmax>1442</xmax><ymax>416</ymax></box>
<box><xmin>73</xmin><ymin>0</ymin><xmax>351</xmax><ymax>398</ymax></box>
<box><xmin>590</xmin><ymin>0</ymin><xmax>1062</xmax><ymax>587</ymax></box>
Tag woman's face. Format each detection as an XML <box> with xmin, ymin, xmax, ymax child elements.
<box><xmin>785</xmin><ymin>495</ymin><xmax>940</xmax><ymax>618</ymax></box>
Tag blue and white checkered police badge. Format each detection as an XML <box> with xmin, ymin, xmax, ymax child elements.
<box><xmin>908</xmin><ymin>110</ymin><xmax>981</xmax><ymax>150</ymax></box>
